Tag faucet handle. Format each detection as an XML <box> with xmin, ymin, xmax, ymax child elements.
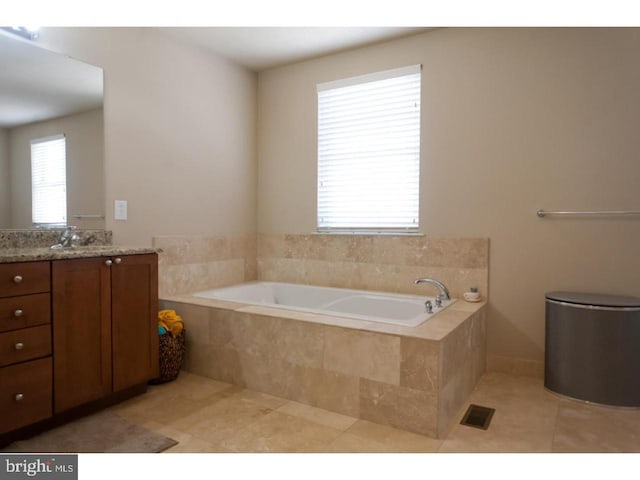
<box><xmin>435</xmin><ymin>295</ymin><xmax>442</xmax><ymax>308</ymax></box>
<box><xmin>424</xmin><ymin>300</ymin><xmax>433</xmax><ymax>314</ymax></box>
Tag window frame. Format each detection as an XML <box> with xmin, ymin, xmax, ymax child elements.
<box><xmin>30</xmin><ymin>133</ymin><xmax>68</xmax><ymax>227</ymax></box>
<box><xmin>316</xmin><ymin>64</ymin><xmax>422</xmax><ymax>235</ymax></box>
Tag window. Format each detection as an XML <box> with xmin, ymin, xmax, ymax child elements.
<box><xmin>317</xmin><ymin>64</ymin><xmax>421</xmax><ymax>233</ymax></box>
<box><xmin>30</xmin><ymin>134</ymin><xmax>67</xmax><ymax>226</ymax></box>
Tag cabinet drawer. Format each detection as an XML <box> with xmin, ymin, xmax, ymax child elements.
<box><xmin>0</xmin><ymin>357</ymin><xmax>52</xmax><ymax>434</ymax></box>
<box><xmin>0</xmin><ymin>262</ymin><xmax>50</xmax><ymax>298</ymax></box>
<box><xmin>0</xmin><ymin>325</ymin><xmax>51</xmax><ymax>367</ymax></box>
<box><xmin>0</xmin><ymin>293</ymin><xmax>51</xmax><ymax>333</ymax></box>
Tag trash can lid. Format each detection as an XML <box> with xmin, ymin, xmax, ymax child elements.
<box><xmin>545</xmin><ymin>291</ymin><xmax>640</xmax><ymax>307</ymax></box>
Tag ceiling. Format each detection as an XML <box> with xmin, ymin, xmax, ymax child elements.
<box><xmin>157</xmin><ymin>27</ymin><xmax>431</xmax><ymax>71</ymax></box>
<box><xmin>0</xmin><ymin>27</ymin><xmax>427</xmax><ymax>128</ymax></box>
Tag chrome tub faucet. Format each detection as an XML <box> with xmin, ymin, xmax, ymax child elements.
<box><xmin>414</xmin><ymin>277</ymin><xmax>451</xmax><ymax>300</ymax></box>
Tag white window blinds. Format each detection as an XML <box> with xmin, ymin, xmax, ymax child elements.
<box><xmin>30</xmin><ymin>134</ymin><xmax>67</xmax><ymax>226</ymax></box>
<box><xmin>317</xmin><ymin>64</ymin><xmax>421</xmax><ymax>233</ymax></box>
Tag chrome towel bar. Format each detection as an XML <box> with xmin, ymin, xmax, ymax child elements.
<box><xmin>72</xmin><ymin>214</ymin><xmax>105</xmax><ymax>219</ymax></box>
<box><xmin>537</xmin><ymin>209</ymin><xmax>640</xmax><ymax>218</ymax></box>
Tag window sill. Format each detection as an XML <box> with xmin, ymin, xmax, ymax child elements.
<box><xmin>313</xmin><ymin>230</ymin><xmax>424</xmax><ymax>237</ymax></box>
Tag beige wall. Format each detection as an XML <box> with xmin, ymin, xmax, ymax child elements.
<box><xmin>37</xmin><ymin>28</ymin><xmax>257</xmax><ymax>245</ymax></box>
<box><xmin>8</xmin><ymin>108</ymin><xmax>104</xmax><ymax>229</ymax></box>
<box><xmin>0</xmin><ymin>129</ymin><xmax>9</xmax><ymax>226</ymax></box>
<box><xmin>257</xmin><ymin>28</ymin><xmax>640</xmax><ymax>364</ymax></box>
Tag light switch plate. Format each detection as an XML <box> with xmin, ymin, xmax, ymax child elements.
<box><xmin>114</xmin><ymin>200</ymin><xmax>127</xmax><ymax>220</ymax></box>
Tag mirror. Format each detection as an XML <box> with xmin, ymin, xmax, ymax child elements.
<box><xmin>0</xmin><ymin>31</ymin><xmax>104</xmax><ymax>230</ymax></box>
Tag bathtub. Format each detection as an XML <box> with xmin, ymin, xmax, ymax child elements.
<box><xmin>192</xmin><ymin>281</ymin><xmax>454</xmax><ymax>327</ymax></box>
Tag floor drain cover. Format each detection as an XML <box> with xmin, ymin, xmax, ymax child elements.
<box><xmin>460</xmin><ymin>404</ymin><xmax>495</xmax><ymax>430</ymax></box>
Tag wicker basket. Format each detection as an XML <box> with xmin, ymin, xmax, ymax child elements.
<box><xmin>149</xmin><ymin>329</ymin><xmax>186</xmax><ymax>385</ymax></box>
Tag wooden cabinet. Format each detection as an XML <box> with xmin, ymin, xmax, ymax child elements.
<box><xmin>111</xmin><ymin>254</ymin><xmax>159</xmax><ymax>392</ymax></box>
<box><xmin>0</xmin><ymin>252</ymin><xmax>158</xmax><ymax>437</ymax></box>
<box><xmin>52</xmin><ymin>254</ymin><xmax>158</xmax><ymax>413</ymax></box>
<box><xmin>0</xmin><ymin>262</ymin><xmax>52</xmax><ymax>434</ymax></box>
<box><xmin>52</xmin><ymin>257</ymin><xmax>112</xmax><ymax>412</ymax></box>
<box><xmin>0</xmin><ymin>358</ymin><xmax>52</xmax><ymax>434</ymax></box>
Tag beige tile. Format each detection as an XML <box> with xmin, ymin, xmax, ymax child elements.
<box><xmin>273</xmin><ymin>317</ymin><xmax>325</xmax><ymax>368</ymax></box>
<box><xmin>297</xmin><ymin>367</ymin><xmax>361</xmax><ymax>417</ymax></box>
<box><xmin>147</xmin><ymin>371</ymin><xmax>234</xmax><ymax>401</ymax></box>
<box><xmin>177</xmin><ymin>303</ymin><xmax>210</xmax><ymax>346</ymax></box>
<box><xmin>256</xmin><ymin>234</ymin><xmax>286</xmax><ymax>258</ymax></box>
<box><xmin>164</xmin><ymin>435</ymin><xmax>233</xmax><ymax>453</ymax></box>
<box><xmin>448</xmin><ymin>299</ymin><xmax>487</xmax><ymax>313</ymax></box>
<box><xmin>400</xmin><ymin>337</ymin><xmax>439</xmax><ymax>392</ymax></box>
<box><xmin>324</xmin><ymin>433</ymin><xmax>392</xmax><ymax>453</ymax></box>
<box><xmin>228</xmin><ymin>389</ymin><xmax>290</xmax><ymax>410</ymax></box>
<box><xmin>438</xmin><ymin>372</ymin><xmax>559</xmax><ymax>452</ymax></box>
<box><xmin>276</xmin><ymin>401</ymin><xmax>357</xmax><ymax>431</ymax></box>
<box><xmin>219</xmin><ymin>411</ymin><xmax>343</xmax><ymax>452</ymax></box>
<box><xmin>206</xmin><ymin>346</ymin><xmax>246</xmax><ymax>385</ymax></box>
<box><xmin>234</xmin><ymin>351</ymin><xmax>297</xmax><ymax>399</ymax></box>
<box><xmin>111</xmin><ymin>385</ymin><xmax>225</xmax><ymax>426</ymax></box>
<box><xmin>139</xmin><ymin>420</ymin><xmax>193</xmax><ymax>444</ymax></box>
<box><xmin>422</xmin><ymin>237</ymin><xmax>489</xmax><ymax>269</ymax></box>
<box><xmin>323</xmin><ymin>327</ymin><xmax>400</xmax><ymax>385</ymax></box>
<box><xmin>552</xmin><ymin>399</ymin><xmax>640</xmax><ymax>452</ymax></box>
<box><xmin>359</xmin><ymin>378</ymin><xmax>437</xmax><ymax>437</ymax></box>
<box><xmin>413</xmin><ymin>308</ymin><xmax>470</xmax><ymax>341</ymax></box>
<box><xmin>168</xmin><ymin>396</ymin><xmax>274</xmax><ymax>444</ymax></box>
<box><xmin>344</xmin><ymin>420</ymin><xmax>442</xmax><ymax>452</ymax></box>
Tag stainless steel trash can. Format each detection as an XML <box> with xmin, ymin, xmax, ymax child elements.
<box><xmin>545</xmin><ymin>291</ymin><xmax>640</xmax><ymax>407</ymax></box>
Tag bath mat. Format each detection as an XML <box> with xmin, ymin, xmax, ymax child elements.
<box><xmin>0</xmin><ymin>411</ymin><xmax>177</xmax><ymax>453</ymax></box>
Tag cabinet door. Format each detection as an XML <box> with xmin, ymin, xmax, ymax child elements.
<box><xmin>111</xmin><ymin>254</ymin><xmax>159</xmax><ymax>391</ymax></box>
<box><xmin>52</xmin><ymin>257</ymin><xmax>111</xmax><ymax>413</ymax></box>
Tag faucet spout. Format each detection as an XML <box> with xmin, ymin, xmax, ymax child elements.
<box><xmin>54</xmin><ymin>226</ymin><xmax>79</xmax><ymax>249</ymax></box>
<box><xmin>414</xmin><ymin>277</ymin><xmax>451</xmax><ymax>300</ymax></box>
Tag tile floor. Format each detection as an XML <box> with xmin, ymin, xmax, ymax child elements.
<box><xmin>106</xmin><ymin>370</ymin><xmax>640</xmax><ymax>453</ymax></box>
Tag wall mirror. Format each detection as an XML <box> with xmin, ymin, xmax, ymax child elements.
<box><xmin>0</xmin><ymin>30</ymin><xmax>104</xmax><ymax>230</ymax></box>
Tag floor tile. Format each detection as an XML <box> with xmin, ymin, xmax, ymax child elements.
<box><xmin>164</xmin><ymin>435</ymin><xmax>233</xmax><ymax>453</ymax></box>
<box><xmin>438</xmin><ymin>372</ymin><xmax>560</xmax><ymax>452</ymax></box>
<box><xmin>276</xmin><ymin>401</ymin><xmax>358</xmax><ymax>431</ymax></box>
<box><xmin>552</xmin><ymin>399</ymin><xmax>640</xmax><ymax>453</ymax></box>
<box><xmin>324</xmin><ymin>433</ymin><xmax>392</xmax><ymax>453</ymax></box>
<box><xmin>168</xmin><ymin>396</ymin><xmax>274</xmax><ymax>444</ymax></box>
<box><xmin>28</xmin><ymin>370</ymin><xmax>640</xmax><ymax>454</ymax></box>
<box><xmin>343</xmin><ymin>420</ymin><xmax>442</xmax><ymax>452</ymax></box>
<box><xmin>219</xmin><ymin>411</ymin><xmax>343</xmax><ymax>452</ymax></box>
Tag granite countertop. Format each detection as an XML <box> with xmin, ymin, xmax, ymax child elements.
<box><xmin>0</xmin><ymin>246</ymin><xmax>161</xmax><ymax>264</ymax></box>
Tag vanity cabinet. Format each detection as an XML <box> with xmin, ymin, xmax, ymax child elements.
<box><xmin>52</xmin><ymin>254</ymin><xmax>158</xmax><ymax>413</ymax></box>
<box><xmin>0</xmin><ymin>252</ymin><xmax>158</xmax><ymax>437</ymax></box>
<box><xmin>0</xmin><ymin>261</ymin><xmax>53</xmax><ymax>434</ymax></box>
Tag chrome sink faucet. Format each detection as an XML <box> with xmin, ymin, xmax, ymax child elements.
<box><xmin>414</xmin><ymin>277</ymin><xmax>451</xmax><ymax>300</ymax></box>
<box><xmin>51</xmin><ymin>226</ymin><xmax>79</xmax><ymax>249</ymax></box>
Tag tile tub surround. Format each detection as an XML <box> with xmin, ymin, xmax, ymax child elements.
<box><xmin>0</xmin><ymin>229</ymin><xmax>112</xmax><ymax>249</ymax></box>
<box><xmin>153</xmin><ymin>234</ymin><xmax>257</xmax><ymax>297</ymax></box>
<box><xmin>159</xmin><ymin>294</ymin><xmax>486</xmax><ymax>438</ymax></box>
<box><xmin>257</xmin><ymin>234</ymin><xmax>489</xmax><ymax>299</ymax></box>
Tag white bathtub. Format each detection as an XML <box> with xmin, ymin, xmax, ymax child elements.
<box><xmin>192</xmin><ymin>281</ymin><xmax>454</xmax><ymax>327</ymax></box>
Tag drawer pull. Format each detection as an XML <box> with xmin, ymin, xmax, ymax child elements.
<box><xmin>13</xmin><ymin>275</ymin><xmax>23</xmax><ymax>284</ymax></box>
<box><xmin>14</xmin><ymin>342</ymin><xmax>24</xmax><ymax>350</ymax></box>
<box><xmin>105</xmin><ymin>260</ymin><xmax>113</xmax><ymax>266</ymax></box>
<box><xmin>14</xmin><ymin>309</ymin><xmax>24</xmax><ymax>317</ymax></box>
<box><xmin>114</xmin><ymin>257</ymin><xmax>122</xmax><ymax>264</ymax></box>
<box><xmin>14</xmin><ymin>393</ymin><xmax>24</xmax><ymax>402</ymax></box>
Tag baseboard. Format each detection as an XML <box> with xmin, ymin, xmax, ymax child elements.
<box><xmin>486</xmin><ymin>354</ymin><xmax>544</xmax><ymax>378</ymax></box>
